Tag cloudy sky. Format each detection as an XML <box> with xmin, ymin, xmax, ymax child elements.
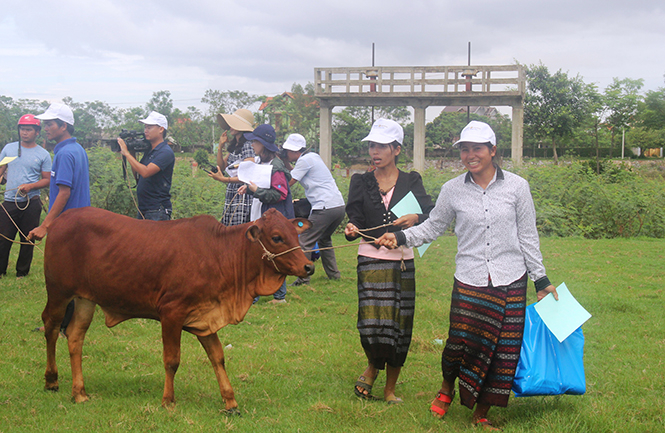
<box><xmin>1</xmin><ymin>0</ymin><xmax>664</xmax><ymax>115</ymax></box>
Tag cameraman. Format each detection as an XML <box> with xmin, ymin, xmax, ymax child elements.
<box><xmin>117</xmin><ymin>111</ymin><xmax>175</xmax><ymax>221</ymax></box>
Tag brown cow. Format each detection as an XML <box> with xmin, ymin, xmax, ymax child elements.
<box><xmin>41</xmin><ymin>207</ymin><xmax>313</xmax><ymax>414</ymax></box>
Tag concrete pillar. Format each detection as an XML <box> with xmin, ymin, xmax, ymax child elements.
<box><xmin>319</xmin><ymin>103</ymin><xmax>333</xmax><ymax>168</ymax></box>
<box><xmin>413</xmin><ymin>105</ymin><xmax>426</xmax><ymax>172</ymax></box>
<box><xmin>511</xmin><ymin>104</ymin><xmax>524</xmax><ymax>165</ymax></box>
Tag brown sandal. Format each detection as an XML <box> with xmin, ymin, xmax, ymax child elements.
<box><xmin>354</xmin><ymin>374</ymin><xmax>380</xmax><ymax>400</ymax></box>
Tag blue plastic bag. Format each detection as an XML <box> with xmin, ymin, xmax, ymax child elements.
<box><xmin>512</xmin><ymin>303</ymin><xmax>586</xmax><ymax>397</ymax></box>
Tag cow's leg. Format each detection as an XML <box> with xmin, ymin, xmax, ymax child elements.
<box><xmin>42</xmin><ymin>294</ymin><xmax>72</xmax><ymax>392</ymax></box>
<box><xmin>197</xmin><ymin>333</ymin><xmax>239</xmax><ymax>415</ymax></box>
<box><xmin>160</xmin><ymin>320</ymin><xmax>183</xmax><ymax>408</ymax></box>
<box><xmin>66</xmin><ymin>298</ymin><xmax>96</xmax><ymax>403</ymax></box>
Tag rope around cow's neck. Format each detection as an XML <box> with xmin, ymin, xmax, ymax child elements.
<box><xmin>256</xmin><ymin>239</ymin><xmax>304</xmax><ymax>273</ymax></box>
<box><xmin>257</xmin><ymin>223</ymin><xmax>407</xmax><ymax>273</ymax></box>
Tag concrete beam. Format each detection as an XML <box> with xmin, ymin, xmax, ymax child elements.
<box><xmin>511</xmin><ymin>104</ymin><xmax>524</xmax><ymax>165</ymax></box>
<box><xmin>319</xmin><ymin>103</ymin><xmax>333</xmax><ymax>168</ymax></box>
<box><xmin>413</xmin><ymin>106</ymin><xmax>426</xmax><ymax>172</ymax></box>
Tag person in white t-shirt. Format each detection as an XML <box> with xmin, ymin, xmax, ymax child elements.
<box><xmin>282</xmin><ymin>134</ymin><xmax>345</xmax><ymax>285</ymax></box>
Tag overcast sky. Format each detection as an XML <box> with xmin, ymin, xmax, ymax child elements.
<box><xmin>2</xmin><ymin>0</ymin><xmax>664</xmax><ymax>116</ymax></box>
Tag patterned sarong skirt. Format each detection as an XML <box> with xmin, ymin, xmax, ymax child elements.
<box><xmin>442</xmin><ymin>274</ymin><xmax>527</xmax><ymax>408</ymax></box>
<box><xmin>356</xmin><ymin>256</ymin><xmax>416</xmax><ymax>369</ymax></box>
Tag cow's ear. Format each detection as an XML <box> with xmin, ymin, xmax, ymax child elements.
<box><xmin>292</xmin><ymin>218</ymin><xmax>312</xmax><ymax>235</ymax></box>
<box><xmin>246</xmin><ymin>225</ymin><xmax>261</xmax><ymax>242</ymax></box>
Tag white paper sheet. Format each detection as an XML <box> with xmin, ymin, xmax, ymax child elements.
<box><xmin>237</xmin><ymin>161</ymin><xmax>272</xmax><ymax>189</ymax></box>
<box><xmin>535</xmin><ymin>282</ymin><xmax>592</xmax><ymax>342</ymax></box>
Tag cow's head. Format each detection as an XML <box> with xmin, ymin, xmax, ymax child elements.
<box><xmin>246</xmin><ymin>209</ymin><xmax>314</xmax><ymax>278</ymax></box>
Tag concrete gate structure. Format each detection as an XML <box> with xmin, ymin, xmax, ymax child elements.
<box><xmin>314</xmin><ymin>65</ymin><xmax>526</xmax><ymax>171</ymax></box>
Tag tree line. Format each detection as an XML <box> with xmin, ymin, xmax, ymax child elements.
<box><xmin>2</xmin><ymin>64</ymin><xmax>664</xmax><ymax>165</ymax></box>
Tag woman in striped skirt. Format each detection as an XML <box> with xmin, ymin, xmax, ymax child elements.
<box><xmin>377</xmin><ymin>121</ymin><xmax>558</xmax><ymax>430</ymax></box>
<box><xmin>344</xmin><ymin>118</ymin><xmax>433</xmax><ymax>404</ymax></box>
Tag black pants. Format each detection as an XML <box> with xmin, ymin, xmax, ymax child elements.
<box><xmin>0</xmin><ymin>199</ymin><xmax>42</xmax><ymax>277</ymax></box>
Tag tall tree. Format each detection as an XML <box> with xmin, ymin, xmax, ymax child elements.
<box><xmin>146</xmin><ymin>90</ymin><xmax>174</xmax><ymax>119</ymax></box>
<box><xmin>201</xmin><ymin>90</ymin><xmax>258</xmax><ymax>118</ymax></box>
<box><xmin>260</xmin><ymin>83</ymin><xmax>320</xmax><ymax>147</ymax></box>
<box><xmin>604</xmin><ymin>77</ymin><xmax>644</xmax><ymax>151</ymax></box>
<box><xmin>639</xmin><ymin>87</ymin><xmax>665</xmax><ymax>131</ymax></box>
<box><xmin>524</xmin><ymin>63</ymin><xmax>595</xmax><ymax>164</ymax></box>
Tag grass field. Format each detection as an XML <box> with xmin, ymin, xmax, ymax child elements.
<box><xmin>1</xmin><ymin>234</ymin><xmax>664</xmax><ymax>432</ymax></box>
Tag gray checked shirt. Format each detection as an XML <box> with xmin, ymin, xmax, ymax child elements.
<box><xmin>400</xmin><ymin>167</ymin><xmax>549</xmax><ymax>289</ymax></box>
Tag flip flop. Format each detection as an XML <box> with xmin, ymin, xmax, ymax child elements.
<box><xmin>354</xmin><ymin>374</ymin><xmax>380</xmax><ymax>400</ymax></box>
<box><xmin>430</xmin><ymin>390</ymin><xmax>455</xmax><ymax>419</ymax></box>
<box><xmin>385</xmin><ymin>395</ymin><xmax>404</xmax><ymax>405</ymax></box>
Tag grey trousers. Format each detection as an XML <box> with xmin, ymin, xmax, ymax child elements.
<box><xmin>299</xmin><ymin>205</ymin><xmax>345</xmax><ymax>281</ymax></box>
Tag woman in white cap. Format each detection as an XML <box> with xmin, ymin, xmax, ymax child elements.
<box><xmin>344</xmin><ymin>118</ymin><xmax>433</xmax><ymax>404</ymax></box>
<box><xmin>376</xmin><ymin>121</ymin><xmax>558</xmax><ymax>430</ymax></box>
<box><xmin>209</xmin><ymin>109</ymin><xmax>256</xmax><ymax>226</ymax></box>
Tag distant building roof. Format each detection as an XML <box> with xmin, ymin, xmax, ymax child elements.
<box><xmin>259</xmin><ymin>91</ymin><xmax>319</xmax><ymax>111</ymax></box>
<box><xmin>442</xmin><ymin>106</ymin><xmax>499</xmax><ymax>119</ymax></box>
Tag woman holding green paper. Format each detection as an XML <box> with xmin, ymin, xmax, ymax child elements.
<box><xmin>344</xmin><ymin>118</ymin><xmax>433</xmax><ymax>404</ymax></box>
<box><xmin>376</xmin><ymin>121</ymin><xmax>558</xmax><ymax>430</ymax></box>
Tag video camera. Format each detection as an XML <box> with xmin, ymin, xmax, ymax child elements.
<box><xmin>108</xmin><ymin>129</ymin><xmax>152</xmax><ymax>153</ymax></box>
<box><xmin>198</xmin><ymin>161</ymin><xmax>219</xmax><ymax>174</ymax></box>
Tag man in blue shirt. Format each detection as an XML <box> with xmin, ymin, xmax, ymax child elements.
<box><xmin>117</xmin><ymin>111</ymin><xmax>175</xmax><ymax>221</ymax></box>
<box><xmin>28</xmin><ymin>103</ymin><xmax>90</xmax><ymax>241</ymax></box>
<box><xmin>0</xmin><ymin>114</ymin><xmax>51</xmax><ymax>277</ymax></box>
<box><xmin>28</xmin><ymin>102</ymin><xmax>90</xmax><ymax>335</ymax></box>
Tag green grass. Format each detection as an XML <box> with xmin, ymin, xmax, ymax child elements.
<box><xmin>1</xmin><ymin>235</ymin><xmax>664</xmax><ymax>432</ymax></box>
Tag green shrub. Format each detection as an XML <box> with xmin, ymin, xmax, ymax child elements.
<box><xmin>87</xmin><ymin>149</ymin><xmax>665</xmax><ymax>239</ymax></box>
<box><xmin>519</xmin><ymin>162</ymin><xmax>665</xmax><ymax>238</ymax></box>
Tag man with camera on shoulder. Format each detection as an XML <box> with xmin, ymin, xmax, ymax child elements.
<box><xmin>117</xmin><ymin>111</ymin><xmax>175</xmax><ymax>221</ymax></box>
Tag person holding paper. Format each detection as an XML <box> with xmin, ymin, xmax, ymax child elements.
<box><xmin>208</xmin><ymin>109</ymin><xmax>256</xmax><ymax>226</ymax></box>
<box><xmin>238</xmin><ymin>124</ymin><xmax>294</xmax><ymax>304</ymax></box>
<box><xmin>376</xmin><ymin>121</ymin><xmax>558</xmax><ymax>430</ymax></box>
<box><xmin>0</xmin><ymin>114</ymin><xmax>51</xmax><ymax>278</ymax></box>
<box><xmin>344</xmin><ymin>118</ymin><xmax>433</xmax><ymax>404</ymax></box>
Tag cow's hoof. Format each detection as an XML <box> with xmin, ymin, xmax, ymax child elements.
<box><xmin>72</xmin><ymin>394</ymin><xmax>89</xmax><ymax>404</ymax></box>
<box><xmin>161</xmin><ymin>399</ymin><xmax>176</xmax><ymax>409</ymax></box>
<box><xmin>222</xmin><ymin>407</ymin><xmax>241</xmax><ymax>416</ymax></box>
<box><xmin>44</xmin><ymin>383</ymin><xmax>59</xmax><ymax>392</ymax></box>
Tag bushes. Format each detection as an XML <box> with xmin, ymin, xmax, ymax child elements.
<box><xmin>87</xmin><ymin>148</ymin><xmax>665</xmax><ymax>238</ymax></box>
<box><xmin>88</xmin><ymin>147</ymin><xmax>226</xmax><ymax>219</ymax></box>
<box><xmin>518</xmin><ymin>162</ymin><xmax>665</xmax><ymax>238</ymax></box>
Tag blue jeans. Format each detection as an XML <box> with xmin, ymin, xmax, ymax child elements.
<box><xmin>253</xmin><ymin>281</ymin><xmax>287</xmax><ymax>303</ymax></box>
<box><xmin>139</xmin><ymin>206</ymin><xmax>172</xmax><ymax>221</ymax></box>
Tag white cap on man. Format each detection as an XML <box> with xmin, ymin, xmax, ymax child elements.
<box><xmin>361</xmin><ymin>118</ymin><xmax>404</xmax><ymax>145</ymax></box>
<box><xmin>36</xmin><ymin>103</ymin><xmax>75</xmax><ymax>125</ymax></box>
<box><xmin>140</xmin><ymin>111</ymin><xmax>168</xmax><ymax>129</ymax></box>
<box><xmin>454</xmin><ymin>121</ymin><xmax>496</xmax><ymax>147</ymax></box>
<box><xmin>282</xmin><ymin>133</ymin><xmax>307</xmax><ymax>151</ymax></box>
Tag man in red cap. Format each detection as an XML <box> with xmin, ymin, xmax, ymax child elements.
<box><xmin>0</xmin><ymin>114</ymin><xmax>52</xmax><ymax>278</ymax></box>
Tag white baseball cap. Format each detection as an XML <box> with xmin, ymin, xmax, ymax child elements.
<box><xmin>362</xmin><ymin>118</ymin><xmax>404</xmax><ymax>145</ymax></box>
<box><xmin>282</xmin><ymin>133</ymin><xmax>307</xmax><ymax>151</ymax></box>
<box><xmin>454</xmin><ymin>121</ymin><xmax>496</xmax><ymax>147</ymax></box>
<box><xmin>36</xmin><ymin>103</ymin><xmax>75</xmax><ymax>125</ymax></box>
<box><xmin>140</xmin><ymin>111</ymin><xmax>168</xmax><ymax>129</ymax></box>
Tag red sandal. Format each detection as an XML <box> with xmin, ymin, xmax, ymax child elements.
<box><xmin>474</xmin><ymin>418</ymin><xmax>502</xmax><ymax>431</ymax></box>
<box><xmin>430</xmin><ymin>390</ymin><xmax>454</xmax><ymax>419</ymax></box>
